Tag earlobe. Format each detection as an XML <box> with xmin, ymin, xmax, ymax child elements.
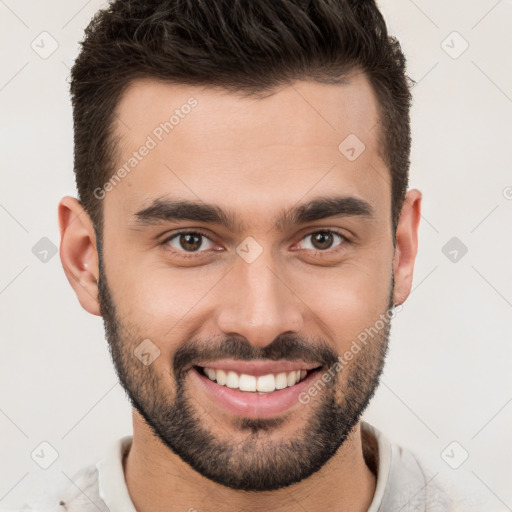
<box><xmin>58</xmin><ymin>196</ymin><xmax>101</xmax><ymax>316</ymax></box>
<box><xmin>392</xmin><ymin>189</ymin><xmax>422</xmax><ymax>307</ymax></box>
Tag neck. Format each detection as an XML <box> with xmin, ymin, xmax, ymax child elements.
<box><xmin>124</xmin><ymin>410</ymin><xmax>376</xmax><ymax>512</ymax></box>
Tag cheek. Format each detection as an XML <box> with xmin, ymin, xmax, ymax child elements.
<box><xmin>288</xmin><ymin>256</ymin><xmax>392</xmax><ymax>348</ymax></box>
<box><xmin>107</xmin><ymin>262</ymin><xmax>225</xmax><ymax>345</ymax></box>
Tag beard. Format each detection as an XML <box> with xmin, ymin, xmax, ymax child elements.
<box><xmin>97</xmin><ymin>254</ymin><xmax>394</xmax><ymax>492</ymax></box>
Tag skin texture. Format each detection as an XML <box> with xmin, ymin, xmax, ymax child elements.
<box><xmin>58</xmin><ymin>73</ymin><xmax>421</xmax><ymax>511</ymax></box>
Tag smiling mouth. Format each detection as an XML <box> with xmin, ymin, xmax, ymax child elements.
<box><xmin>194</xmin><ymin>365</ymin><xmax>322</xmax><ymax>393</ymax></box>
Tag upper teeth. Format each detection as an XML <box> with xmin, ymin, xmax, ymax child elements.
<box><xmin>203</xmin><ymin>368</ymin><xmax>308</xmax><ymax>393</ymax></box>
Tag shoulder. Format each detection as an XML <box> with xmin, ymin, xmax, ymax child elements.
<box><xmin>362</xmin><ymin>422</ymin><xmax>488</xmax><ymax>512</ymax></box>
<box><xmin>388</xmin><ymin>443</ymin><xmax>490</xmax><ymax>511</ymax></box>
<box><xmin>10</xmin><ymin>464</ymin><xmax>109</xmax><ymax>512</ymax></box>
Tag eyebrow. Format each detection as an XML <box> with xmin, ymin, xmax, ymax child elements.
<box><xmin>133</xmin><ymin>195</ymin><xmax>375</xmax><ymax>232</ymax></box>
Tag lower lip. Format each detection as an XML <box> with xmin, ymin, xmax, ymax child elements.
<box><xmin>189</xmin><ymin>366</ymin><xmax>321</xmax><ymax>419</ymax></box>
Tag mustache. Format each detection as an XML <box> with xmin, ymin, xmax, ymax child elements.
<box><xmin>173</xmin><ymin>332</ymin><xmax>339</xmax><ymax>379</ymax></box>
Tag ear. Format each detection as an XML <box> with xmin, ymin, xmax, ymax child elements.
<box><xmin>58</xmin><ymin>196</ymin><xmax>101</xmax><ymax>316</ymax></box>
<box><xmin>392</xmin><ymin>189</ymin><xmax>422</xmax><ymax>307</ymax></box>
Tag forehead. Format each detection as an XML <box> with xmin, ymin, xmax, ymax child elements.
<box><xmin>106</xmin><ymin>75</ymin><xmax>389</xmax><ymax>227</ymax></box>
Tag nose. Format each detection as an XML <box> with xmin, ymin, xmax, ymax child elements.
<box><xmin>216</xmin><ymin>251</ymin><xmax>305</xmax><ymax>349</ymax></box>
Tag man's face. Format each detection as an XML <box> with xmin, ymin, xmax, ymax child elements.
<box><xmin>97</xmin><ymin>75</ymin><xmax>396</xmax><ymax>491</ymax></box>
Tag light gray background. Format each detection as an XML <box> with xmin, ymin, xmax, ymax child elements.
<box><xmin>1</xmin><ymin>0</ymin><xmax>511</xmax><ymax>509</ymax></box>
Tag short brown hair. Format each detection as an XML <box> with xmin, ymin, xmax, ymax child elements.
<box><xmin>70</xmin><ymin>0</ymin><xmax>412</xmax><ymax>237</ymax></box>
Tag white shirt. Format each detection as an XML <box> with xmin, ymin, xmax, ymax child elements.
<box><xmin>13</xmin><ymin>422</ymin><xmax>483</xmax><ymax>511</ymax></box>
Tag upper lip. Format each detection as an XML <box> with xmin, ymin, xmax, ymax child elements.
<box><xmin>194</xmin><ymin>359</ymin><xmax>322</xmax><ymax>377</ymax></box>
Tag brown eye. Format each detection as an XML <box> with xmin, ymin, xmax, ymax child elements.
<box><xmin>312</xmin><ymin>232</ymin><xmax>334</xmax><ymax>250</ymax></box>
<box><xmin>299</xmin><ymin>230</ymin><xmax>345</xmax><ymax>252</ymax></box>
<box><xmin>166</xmin><ymin>232</ymin><xmax>214</xmax><ymax>253</ymax></box>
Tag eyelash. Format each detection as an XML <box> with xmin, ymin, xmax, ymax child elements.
<box><xmin>161</xmin><ymin>228</ymin><xmax>350</xmax><ymax>259</ymax></box>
